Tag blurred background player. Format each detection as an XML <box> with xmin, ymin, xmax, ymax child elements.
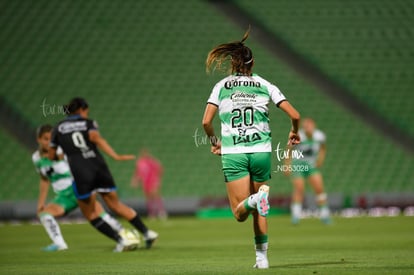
<box><xmin>49</xmin><ymin>98</ymin><xmax>158</xmax><ymax>251</ymax></box>
<box><xmin>131</xmin><ymin>149</ymin><xmax>167</xmax><ymax>220</ymax></box>
<box><xmin>202</xmin><ymin>27</ymin><xmax>300</xmax><ymax>269</ymax></box>
<box><xmin>285</xmin><ymin>118</ymin><xmax>331</xmax><ymax>225</ymax></box>
<box><xmin>33</xmin><ymin>124</ymin><xmax>138</xmax><ymax>251</ymax></box>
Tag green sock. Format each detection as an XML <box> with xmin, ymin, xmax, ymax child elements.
<box><xmin>255</xmin><ymin>234</ymin><xmax>268</xmax><ymax>245</ymax></box>
<box><xmin>255</xmin><ymin>235</ymin><xmax>269</xmax><ymax>251</ymax></box>
<box><xmin>244</xmin><ymin>199</ymin><xmax>255</xmax><ymax>211</ymax></box>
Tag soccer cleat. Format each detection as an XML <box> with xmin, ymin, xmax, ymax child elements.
<box><xmin>291</xmin><ymin>216</ymin><xmax>300</xmax><ymax>225</ymax></box>
<box><xmin>253</xmin><ymin>258</ymin><xmax>269</xmax><ymax>269</ymax></box>
<box><xmin>321</xmin><ymin>216</ymin><xmax>332</xmax><ymax>225</ymax></box>
<box><xmin>320</xmin><ymin>206</ymin><xmax>332</xmax><ymax>225</ymax></box>
<box><xmin>42</xmin><ymin>243</ymin><xmax>68</xmax><ymax>252</ymax></box>
<box><xmin>144</xmin><ymin>230</ymin><xmax>158</xmax><ymax>249</ymax></box>
<box><xmin>256</xmin><ymin>185</ymin><xmax>270</xmax><ymax>217</ymax></box>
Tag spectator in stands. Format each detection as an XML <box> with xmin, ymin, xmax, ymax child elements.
<box><xmin>131</xmin><ymin>149</ymin><xmax>167</xmax><ymax>220</ymax></box>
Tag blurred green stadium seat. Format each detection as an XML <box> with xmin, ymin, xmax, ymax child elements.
<box><xmin>238</xmin><ymin>0</ymin><xmax>414</xmax><ymax>137</ymax></box>
<box><xmin>0</xmin><ymin>0</ymin><xmax>412</xmax><ymax>202</ymax></box>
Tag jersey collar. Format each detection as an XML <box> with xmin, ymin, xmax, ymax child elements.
<box><xmin>234</xmin><ymin>73</ymin><xmax>257</xmax><ymax>76</ymax></box>
<box><xmin>66</xmin><ymin>114</ymin><xmax>82</xmax><ymax>120</ymax></box>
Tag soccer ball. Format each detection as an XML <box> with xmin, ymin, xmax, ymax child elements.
<box><xmin>119</xmin><ymin>229</ymin><xmax>141</xmax><ymax>247</ymax></box>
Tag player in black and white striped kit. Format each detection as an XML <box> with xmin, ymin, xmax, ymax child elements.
<box><xmin>50</xmin><ymin>97</ymin><xmax>158</xmax><ymax>252</ymax></box>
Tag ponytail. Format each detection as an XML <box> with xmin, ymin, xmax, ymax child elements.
<box><xmin>65</xmin><ymin>97</ymin><xmax>89</xmax><ymax>115</ymax></box>
<box><xmin>206</xmin><ymin>26</ymin><xmax>253</xmax><ymax>75</ymax></box>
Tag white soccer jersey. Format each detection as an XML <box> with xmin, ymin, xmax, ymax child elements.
<box><xmin>32</xmin><ymin>147</ymin><xmax>73</xmax><ymax>193</ymax></box>
<box><xmin>295</xmin><ymin>129</ymin><xmax>326</xmax><ymax>166</ymax></box>
<box><xmin>207</xmin><ymin>74</ymin><xmax>286</xmax><ymax>154</ymax></box>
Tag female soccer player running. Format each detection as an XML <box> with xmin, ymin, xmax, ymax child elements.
<box><xmin>33</xmin><ymin>124</ymin><xmax>137</xmax><ymax>251</ymax></box>
<box><xmin>49</xmin><ymin>98</ymin><xmax>158</xmax><ymax>252</ymax></box>
<box><xmin>202</xmin><ymin>28</ymin><xmax>300</xmax><ymax>269</ymax></box>
<box><xmin>285</xmin><ymin>118</ymin><xmax>331</xmax><ymax>225</ymax></box>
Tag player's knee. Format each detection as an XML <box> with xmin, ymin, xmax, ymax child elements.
<box><xmin>106</xmin><ymin>202</ymin><xmax>120</xmax><ymax>213</ymax></box>
<box><xmin>316</xmin><ymin>193</ymin><xmax>327</xmax><ymax>203</ymax></box>
<box><xmin>82</xmin><ymin>210</ymin><xmax>99</xmax><ymax>221</ymax></box>
<box><xmin>37</xmin><ymin>211</ymin><xmax>48</xmax><ymax>218</ymax></box>
<box><xmin>234</xmin><ymin>213</ymin><xmax>248</xmax><ymax>222</ymax></box>
<box><xmin>235</xmin><ymin>217</ymin><xmax>246</xmax><ymax>222</ymax></box>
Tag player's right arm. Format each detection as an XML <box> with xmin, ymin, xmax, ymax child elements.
<box><xmin>316</xmin><ymin>143</ymin><xmax>326</xmax><ymax>168</ymax></box>
<box><xmin>48</xmin><ymin>126</ymin><xmax>59</xmax><ymax>161</ymax></box>
<box><xmin>37</xmin><ymin>176</ymin><xmax>50</xmax><ymax>213</ymax></box>
<box><xmin>283</xmin><ymin>144</ymin><xmax>293</xmax><ymax>177</ymax></box>
<box><xmin>89</xmin><ymin>130</ymin><xmax>135</xmax><ymax>161</ymax></box>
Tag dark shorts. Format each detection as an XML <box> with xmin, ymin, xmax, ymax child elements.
<box><xmin>69</xmin><ymin>156</ymin><xmax>117</xmax><ymax>199</ymax></box>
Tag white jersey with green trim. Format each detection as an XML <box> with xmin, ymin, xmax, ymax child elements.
<box><xmin>207</xmin><ymin>74</ymin><xmax>286</xmax><ymax>154</ymax></box>
<box><xmin>32</xmin><ymin>147</ymin><xmax>73</xmax><ymax>193</ymax></box>
<box><xmin>294</xmin><ymin>129</ymin><xmax>326</xmax><ymax>166</ymax></box>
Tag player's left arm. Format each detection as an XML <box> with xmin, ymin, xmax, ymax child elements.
<box><xmin>316</xmin><ymin>143</ymin><xmax>326</xmax><ymax>168</ymax></box>
<box><xmin>37</xmin><ymin>177</ymin><xmax>50</xmax><ymax>213</ymax></box>
<box><xmin>89</xmin><ymin>130</ymin><xmax>135</xmax><ymax>161</ymax></box>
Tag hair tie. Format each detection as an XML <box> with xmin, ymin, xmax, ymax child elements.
<box><xmin>244</xmin><ymin>58</ymin><xmax>253</xmax><ymax>64</ymax></box>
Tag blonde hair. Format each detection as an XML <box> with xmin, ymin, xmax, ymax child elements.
<box><xmin>206</xmin><ymin>27</ymin><xmax>253</xmax><ymax>75</ymax></box>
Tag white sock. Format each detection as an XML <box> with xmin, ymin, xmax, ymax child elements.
<box><xmin>246</xmin><ymin>194</ymin><xmax>259</xmax><ymax>209</ymax></box>
<box><xmin>316</xmin><ymin>193</ymin><xmax>330</xmax><ymax>219</ymax></box>
<box><xmin>255</xmin><ymin>242</ymin><xmax>268</xmax><ymax>261</ymax></box>
<box><xmin>39</xmin><ymin>214</ymin><xmax>67</xmax><ymax>248</ymax></box>
<box><xmin>291</xmin><ymin>203</ymin><xmax>302</xmax><ymax>219</ymax></box>
<box><xmin>100</xmin><ymin>212</ymin><xmax>123</xmax><ymax>232</ymax></box>
<box><xmin>320</xmin><ymin>205</ymin><xmax>331</xmax><ymax>219</ymax></box>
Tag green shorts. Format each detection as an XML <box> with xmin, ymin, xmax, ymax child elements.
<box><xmin>51</xmin><ymin>186</ymin><xmax>79</xmax><ymax>214</ymax></box>
<box><xmin>222</xmin><ymin>152</ymin><xmax>271</xmax><ymax>183</ymax></box>
<box><xmin>290</xmin><ymin>161</ymin><xmax>320</xmax><ymax>179</ymax></box>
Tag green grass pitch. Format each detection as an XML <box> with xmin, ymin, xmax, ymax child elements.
<box><xmin>0</xmin><ymin>216</ymin><xmax>413</xmax><ymax>274</ymax></box>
